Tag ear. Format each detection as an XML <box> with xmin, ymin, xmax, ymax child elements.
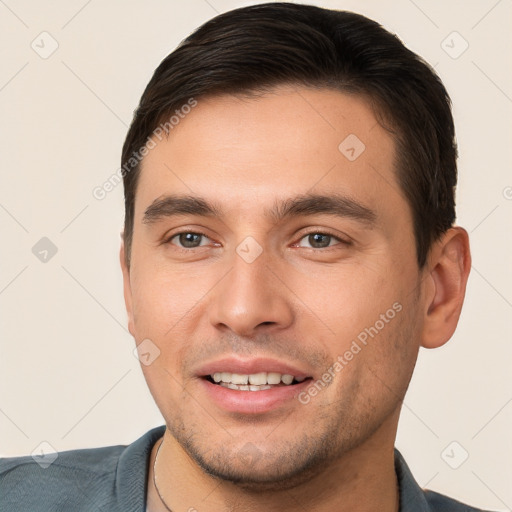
<box><xmin>119</xmin><ymin>234</ymin><xmax>136</xmax><ymax>337</ymax></box>
<box><xmin>420</xmin><ymin>227</ymin><xmax>471</xmax><ymax>349</ymax></box>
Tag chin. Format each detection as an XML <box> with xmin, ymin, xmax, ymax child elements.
<box><xmin>200</xmin><ymin>458</ymin><xmax>325</xmax><ymax>492</ymax></box>
<box><xmin>180</xmin><ymin>434</ymin><xmax>342</xmax><ymax>492</ymax></box>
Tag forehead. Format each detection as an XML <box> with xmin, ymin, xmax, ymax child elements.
<box><xmin>136</xmin><ymin>85</ymin><xmax>403</xmax><ymax>221</ymax></box>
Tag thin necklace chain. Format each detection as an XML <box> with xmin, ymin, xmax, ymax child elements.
<box><xmin>153</xmin><ymin>439</ymin><xmax>173</xmax><ymax>512</ymax></box>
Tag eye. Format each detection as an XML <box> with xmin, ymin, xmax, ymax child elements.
<box><xmin>297</xmin><ymin>232</ymin><xmax>344</xmax><ymax>249</ymax></box>
<box><xmin>168</xmin><ymin>232</ymin><xmax>211</xmax><ymax>248</ymax></box>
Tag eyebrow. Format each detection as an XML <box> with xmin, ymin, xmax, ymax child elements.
<box><xmin>142</xmin><ymin>193</ymin><xmax>377</xmax><ymax>226</ymax></box>
<box><xmin>270</xmin><ymin>193</ymin><xmax>376</xmax><ymax>225</ymax></box>
<box><xmin>143</xmin><ymin>195</ymin><xmax>221</xmax><ymax>224</ymax></box>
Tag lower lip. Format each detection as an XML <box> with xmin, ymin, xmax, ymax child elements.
<box><xmin>199</xmin><ymin>378</ymin><xmax>311</xmax><ymax>414</ymax></box>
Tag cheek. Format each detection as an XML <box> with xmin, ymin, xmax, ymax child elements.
<box><xmin>288</xmin><ymin>259</ymin><xmax>398</xmax><ymax>337</ymax></box>
<box><xmin>289</xmin><ymin>258</ymin><xmax>418</xmax><ymax>389</ymax></box>
<box><xmin>141</xmin><ymin>362</ymin><xmax>187</xmax><ymax>423</ymax></box>
<box><xmin>330</xmin><ymin>300</ymin><xmax>419</xmax><ymax>422</ymax></box>
<box><xmin>359</xmin><ymin>296</ymin><xmax>420</xmax><ymax>395</ymax></box>
<box><xmin>129</xmin><ymin>264</ymin><xmax>202</xmax><ymax>339</ymax></box>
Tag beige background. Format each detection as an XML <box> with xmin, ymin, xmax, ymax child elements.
<box><xmin>1</xmin><ymin>0</ymin><xmax>511</xmax><ymax>510</ymax></box>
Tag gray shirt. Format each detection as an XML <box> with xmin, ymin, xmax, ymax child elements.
<box><xmin>0</xmin><ymin>426</ymin><xmax>494</xmax><ymax>511</ymax></box>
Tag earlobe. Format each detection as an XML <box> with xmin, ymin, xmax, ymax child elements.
<box><xmin>119</xmin><ymin>236</ymin><xmax>136</xmax><ymax>337</ymax></box>
<box><xmin>420</xmin><ymin>227</ymin><xmax>471</xmax><ymax>349</ymax></box>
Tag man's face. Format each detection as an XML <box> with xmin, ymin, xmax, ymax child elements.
<box><xmin>122</xmin><ymin>86</ymin><xmax>427</xmax><ymax>486</ymax></box>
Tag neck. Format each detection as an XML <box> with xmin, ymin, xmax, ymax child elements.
<box><xmin>147</xmin><ymin>417</ymin><xmax>400</xmax><ymax>512</ymax></box>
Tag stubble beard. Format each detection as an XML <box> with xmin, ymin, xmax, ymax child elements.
<box><xmin>160</xmin><ymin>297</ymin><xmax>419</xmax><ymax>493</ymax></box>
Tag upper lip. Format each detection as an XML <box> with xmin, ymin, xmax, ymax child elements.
<box><xmin>196</xmin><ymin>357</ymin><xmax>312</xmax><ymax>379</ymax></box>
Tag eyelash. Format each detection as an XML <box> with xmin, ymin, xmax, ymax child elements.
<box><xmin>293</xmin><ymin>230</ymin><xmax>350</xmax><ymax>249</ymax></box>
<box><xmin>164</xmin><ymin>230</ymin><xmax>350</xmax><ymax>250</ymax></box>
<box><xmin>164</xmin><ymin>231</ymin><xmax>212</xmax><ymax>251</ymax></box>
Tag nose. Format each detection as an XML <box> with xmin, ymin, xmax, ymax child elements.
<box><xmin>208</xmin><ymin>249</ymin><xmax>295</xmax><ymax>337</ymax></box>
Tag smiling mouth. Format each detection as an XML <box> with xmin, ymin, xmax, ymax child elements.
<box><xmin>204</xmin><ymin>371</ymin><xmax>312</xmax><ymax>391</ymax></box>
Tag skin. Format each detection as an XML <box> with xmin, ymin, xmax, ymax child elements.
<box><xmin>120</xmin><ymin>85</ymin><xmax>471</xmax><ymax>512</ymax></box>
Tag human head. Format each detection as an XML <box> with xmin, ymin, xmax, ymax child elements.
<box><xmin>121</xmin><ymin>2</ymin><xmax>457</xmax><ymax>269</ymax></box>
<box><xmin>119</xmin><ymin>2</ymin><xmax>470</xmax><ymax>492</ymax></box>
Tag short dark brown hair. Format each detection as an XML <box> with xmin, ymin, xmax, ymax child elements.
<box><xmin>121</xmin><ymin>2</ymin><xmax>457</xmax><ymax>267</ymax></box>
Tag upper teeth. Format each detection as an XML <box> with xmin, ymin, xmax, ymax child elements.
<box><xmin>212</xmin><ymin>372</ymin><xmax>303</xmax><ymax>386</ymax></box>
